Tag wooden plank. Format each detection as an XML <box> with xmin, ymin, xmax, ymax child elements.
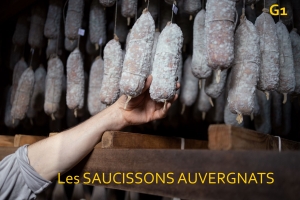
<box><xmin>0</xmin><ymin>147</ymin><xmax>300</xmax><ymax>199</ymax></box>
<box><xmin>0</xmin><ymin>147</ymin><xmax>17</xmax><ymax>160</ymax></box>
<box><xmin>101</xmin><ymin>131</ymin><xmax>208</xmax><ymax>149</ymax></box>
<box><xmin>64</xmin><ymin>149</ymin><xmax>300</xmax><ymax>200</ymax></box>
<box><xmin>14</xmin><ymin>134</ymin><xmax>46</xmax><ymax>147</ymax></box>
<box><xmin>0</xmin><ymin>135</ymin><xmax>14</xmax><ymax>147</ymax></box>
<box><xmin>208</xmin><ymin>124</ymin><xmax>300</xmax><ymax>151</ymax></box>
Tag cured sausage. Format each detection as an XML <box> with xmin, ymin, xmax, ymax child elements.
<box><xmin>255</xmin><ymin>11</ymin><xmax>279</xmax><ymax>97</ymax></box>
<box><xmin>125</xmin><ymin>29</ymin><xmax>131</xmax><ymax>52</ymax></box>
<box><xmin>192</xmin><ymin>9</ymin><xmax>212</xmax><ymax>79</ymax></box>
<box><xmin>121</xmin><ymin>0</ymin><xmax>138</xmax><ymax>25</ymax></box>
<box><xmin>66</xmin><ymin>48</ymin><xmax>85</xmax><ymax>116</ymax></box>
<box><xmin>205</xmin><ymin>0</ymin><xmax>236</xmax><ymax>71</ymax></box>
<box><xmin>11</xmin><ymin>67</ymin><xmax>35</xmax><ymax>122</ymax></box>
<box><xmin>150</xmin><ymin>29</ymin><xmax>160</xmax><ymax>72</ymax></box>
<box><xmin>88</xmin><ymin>57</ymin><xmax>106</xmax><ymax>115</ymax></box>
<box><xmin>11</xmin><ymin>58</ymin><xmax>28</xmax><ymax>104</ymax></box>
<box><xmin>100</xmin><ymin>37</ymin><xmax>123</xmax><ymax>105</ymax></box>
<box><xmin>28</xmin><ymin>1</ymin><xmax>47</xmax><ymax>49</ymax></box>
<box><xmin>276</xmin><ymin>21</ymin><xmax>295</xmax><ymax>103</ymax></box>
<box><xmin>65</xmin><ymin>0</ymin><xmax>84</xmax><ymax>40</ymax></box>
<box><xmin>4</xmin><ymin>87</ymin><xmax>20</xmax><ymax>128</ymax></box>
<box><xmin>289</xmin><ymin>29</ymin><xmax>300</xmax><ymax>94</ymax></box>
<box><xmin>44</xmin><ymin>0</ymin><xmax>63</xmax><ymax>39</ymax></box>
<box><xmin>149</xmin><ymin>22</ymin><xmax>183</xmax><ymax>107</ymax></box>
<box><xmin>120</xmin><ymin>9</ymin><xmax>155</xmax><ymax>108</ymax></box>
<box><xmin>89</xmin><ymin>0</ymin><xmax>107</xmax><ymax>49</ymax></box>
<box><xmin>99</xmin><ymin>0</ymin><xmax>116</xmax><ymax>7</ymax></box>
<box><xmin>27</xmin><ymin>65</ymin><xmax>46</xmax><ymax>119</ymax></box>
<box><xmin>179</xmin><ymin>56</ymin><xmax>198</xmax><ymax>113</ymax></box>
<box><xmin>205</xmin><ymin>69</ymin><xmax>227</xmax><ymax>99</ymax></box>
<box><xmin>228</xmin><ymin>18</ymin><xmax>260</xmax><ymax>124</ymax></box>
<box><xmin>65</xmin><ymin>38</ymin><xmax>78</xmax><ymax>52</ymax></box>
<box><xmin>46</xmin><ymin>31</ymin><xmax>63</xmax><ymax>59</ymax></box>
<box><xmin>44</xmin><ymin>56</ymin><xmax>64</xmax><ymax>119</ymax></box>
<box><xmin>197</xmin><ymin>79</ymin><xmax>212</xmax><ymax>120</ymax></box>
<box><xmin>176</xmin><ymin>3</ymin><xmax>193</xmax><ymax>52</ymax></box>
<box><xmin>183</xmin><ymin>0</ymin><xmax>201</xmax><ymax>20</ymax></box>
<box><xmin>224</xmin><ymin>71</ymin><xmax>244</xmax><ymax>127</ymax></box>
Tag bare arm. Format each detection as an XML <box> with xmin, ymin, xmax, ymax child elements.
<box><xmin>28</xmin><ymin>75</ymin><xmax>179</xmax><ymax>181</ymax></box>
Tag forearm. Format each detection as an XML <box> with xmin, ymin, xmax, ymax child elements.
<box><xmin>27</xmin><ymin>104</ymin><xmax>125</xmax><ymax>181</ymax></box>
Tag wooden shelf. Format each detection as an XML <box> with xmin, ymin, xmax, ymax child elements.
<box><xmin>0</xmin><ymin>135</ymin><xmax>14</xmax><ymax>147</ymax></box>
<box><xmin>61</xmin><ymin>148</ymin><xmax>300</xmax><ymax>200</ymax></box>
<box><xmin>100</xmin><ymin>131</ymin><xmax>208</xmax><ymax>149</ymax></box>
<box><xmin>208</xmin><ymin>125</ymin><xmax>300</xmax><ymax>151</ymax></box>
<box><xmin>0</xmin><ymin>134</ymin><xmax>46</xmax><ymax>147</ymax></box>
<box><xmin>1</xmin><ymin>126</ymin><xmax>300</xmax><ymax>199</ymax></box>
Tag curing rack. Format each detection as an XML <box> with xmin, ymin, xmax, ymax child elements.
<box><xmin>1</xmin><ymin>124</ymin><xmax>300</xmax><ymax>200</ymax></box>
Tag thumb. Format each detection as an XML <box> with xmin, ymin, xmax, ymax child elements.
<box><xmin>141</xmin><ymin>75</ymin><xmax>153</xmax><ymax>94</ymax></box>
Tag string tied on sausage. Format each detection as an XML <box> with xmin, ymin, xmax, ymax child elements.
<box><xmin>283</xmin><ymin>93</ymin><xmax>287</xmax><ymax>104</ymax></box>
<box><xmin>29</xmin><ymin>48</ymin><xmax>34</xmax><ymax>68</ymax></box>
<box><xmin>124</xmin><ymin>96</ymin><xmax>132</xmax><ymax>109</ymax></box>
<box><xmin>236</xmin><ymin>113</ymin><xmax>243</xmax><ymax>124</ymax></box>
<box><xmin>265</xmin><ymin>91</ymin><xmax>270</xmax><ymax>100</ymax></box>
<box><xmin>170</xmin><ymin>0</ymin><xmax>176</xmax><ymax>23</ymax></box>
<box><xmin>209</xmin><ymin>97</ymin><xmax>214</xmax><ymax>107</ymax></box>
<box><xmin>241</xmin><ymin>0</ymin><xmax>246</xmax><ymax>21</ymax></box>
<box><xmin>74</xmin><ymin>108</ymin><xmax>78</xmax><ymax>118</ymax></box>
<box><xmin>202</xmin><ymin>112</ymin><xmax>206</xmax><ymax>120</ymax></box>
<box><xmin>181</xmin><ymin>104</ymin><xmax>185</xmax><ymax>115</ymax></box>
<box><xmin>51</xmin><ymin>113</ymin><xmax>56</xmax><ymax>121</ymax></box>
<box><xmin>216</xmin><ymin>69</ymin><xmax>221</xmax><ymax>83</ymax></box>
<box><xmin>114</xmin><ymin>0</ymin><xmax>118</xmax><ymax>38</ymax></box>
<box><xmin>163</xmin><ymin>100</ymin><xmax>167</xmax><ymax>111</ymax></box>
<box><xmin>262</xmin><ymin>8</ymin><xmax>269</xmax><ymax>13</ymax></box>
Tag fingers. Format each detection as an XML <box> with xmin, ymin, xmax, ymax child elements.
<box><xmin>115</xmin><ymin>94</ymin><xmax>127</xmax><ymax>105</ymax></box>
<box><xmin>153</xmin><ymin>102</ymin><xmax>171</xmax><ymax>120</ymax></box>
<box><xmin>176</xmin><ymin>82</ymin><xmax>180</xmax><ymax>91</ymax></box>
<box><xmin>141</xmin><ymin>75</ymin><xmax>153</xmax><ymax>94</ymax></box>
<box><xmin>169</xmin><ymin>94</ymin><xmax>178</xmax><ymax>104</ymax></box>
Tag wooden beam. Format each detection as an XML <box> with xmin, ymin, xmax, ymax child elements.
<box><xmin>208</xmin><ymin>124</ymin><xmax>300</xmax><ymax>151</ymax></box>
<box><xmin>14</xmin><ymin>134</ymin><xmax>46</xmax><ymax>147</ymax></box>
<box><xmin>0</xmin><ymin>147</ymin><xmax>300</xmax><ymax>199</ymax></box>
<box><xmin>0</xmin><ymin>147</ymin><xmax>17</xmax><ymax>160</ymax></box>
<box><xmin>0</xmin><ymin>135</ymin><xmax>14</xmax><ymax>147</ymax></box>
<box><xmin>64</xmin><ymin>149</ymin><xmax>300</xmax><ymax>200</ymax></box>
<box><xmin>101</xmin><ymin>131</ymin><xmax>208</xmax><ymax>149</ymax></box>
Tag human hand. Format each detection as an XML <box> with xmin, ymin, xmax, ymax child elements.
<box><xmin>113</xmin><ymin>75</ymin><xmax>179</xmax><ymax>127</ymax></box>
